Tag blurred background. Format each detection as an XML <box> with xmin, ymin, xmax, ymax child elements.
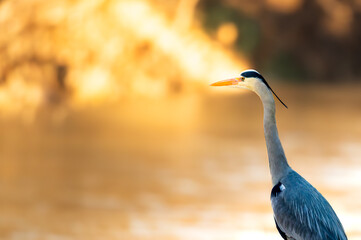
<box><xmin>1</xmin><ymin>0</ymin><xmax>361</xmax><ymax>239</ymax></box>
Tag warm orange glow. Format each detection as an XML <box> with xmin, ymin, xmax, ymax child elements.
<box><xmin>71</xmin><ymin>67</ymin><xmax>113</xmax><ymax>103</ymax></box>
<box><xmin>217</xmin><ymin>22</ymin><xmax>239</xmax><ymax>46</ymax></box>
<box><xmin>1</xmin><ymin>1</ymin><xmax>359</xmax><ymax>239</ymax></box>
<box><xmin>317</xmin><ymin>0</ymin><xmax>353</xmax><ymax>36</ymax></box>
<box><xmin>266</xmin><ymin>0</ymin><xmax>303</xmax><ymax>13</ymax></box>
<box><xmin>0</xmin><ymin>0</ymin><xmax>249</xmax><ymax>116</ymax></box>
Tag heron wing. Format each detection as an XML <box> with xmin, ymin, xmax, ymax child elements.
<box><xmin>274</xmin><ymin>217</ymin><xmax>288</xmax><ymax>240</ymax></box>
<box><xmin>271</xmin><ymin>171</ymin><xmax>347</xmax><ymax>240</ymax></box>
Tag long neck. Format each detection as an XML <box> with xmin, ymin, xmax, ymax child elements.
<box><xmin>254</xmin><ymin>84</ymin><xmax>291</xmax><ymax>185</ymax></box>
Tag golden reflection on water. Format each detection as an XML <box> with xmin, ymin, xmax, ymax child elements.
<box><xmin>1</xmin><ymin>85</ymin><xmax>361</xmax><ymax>239</ymax></box>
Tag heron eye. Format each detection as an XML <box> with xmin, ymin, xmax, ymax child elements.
<box><xmin>241</xmin><ymin>77</ymin><xmax>245</xmax><ymax>81</ymax></box>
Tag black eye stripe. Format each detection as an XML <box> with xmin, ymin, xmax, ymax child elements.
<box><xmin>240</xmin><ymin>70</ymin><xmax>263</xmax><ymax>79</ymax></box>
<box><xmin>240</xmin><ymin>70</ymin><xmax>288</xmax><ymax>109</ymax></box>
<box><xmin>241</xmin><ymin>70</ymin><xmax>272</xmax><ymax>94</ymax></box>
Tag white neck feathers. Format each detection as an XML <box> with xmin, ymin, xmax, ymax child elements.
<box><xmin>252</xmin><ymin>81</ymin><xmax>291</xmax><ymax>185</ymax></box>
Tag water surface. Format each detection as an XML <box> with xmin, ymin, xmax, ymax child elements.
<box><xmin>1</xmin><ymin>85</ymin><xmax>361</xmax><ymax>239</ymax></box>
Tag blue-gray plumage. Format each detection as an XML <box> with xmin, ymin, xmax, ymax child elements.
<box><xmin>210</xmin><ymin>69</ymin><xmax>347</xmax><ymax>240</ymax></box>
<box><xmin>272</xmin><ymin>171</ymin><xmax>346</xmax><ymax>239</ymax></box>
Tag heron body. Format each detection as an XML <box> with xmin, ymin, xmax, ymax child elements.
<box><xmin>211</xmin><ymin>70</ymin><xmax>347</xmax><ymax>240</ymax></box>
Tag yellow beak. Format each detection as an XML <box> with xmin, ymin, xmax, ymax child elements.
<box><xmin>210</xmin><ymin>77</ymin><xmax>241</xmax><ymax>86</ymax></box>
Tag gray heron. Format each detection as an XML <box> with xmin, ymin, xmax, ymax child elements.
<box><xmin>210</xmin><ymin>69</ymin><xmax>347</xmax><ymax>240</ymax></box>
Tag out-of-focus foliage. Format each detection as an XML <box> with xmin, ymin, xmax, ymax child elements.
<box><xmin>0</xmin><ymin>0</ymin><xmax>247</xmax><ymax>119</ymax></box>
<box><xmin>198</xmin><ymin>0</ymin><xmax>361</xmax><ymax>80</ymax></box>
<box><xmin>0</xmin><ymin>0</ymin><xmax>360</xmax><ymax>120</ymax></box>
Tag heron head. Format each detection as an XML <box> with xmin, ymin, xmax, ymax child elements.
<box><xmin>210</xmin><ymin>69</ymin><xmax>288</xmax><ymax>108</ymax></box>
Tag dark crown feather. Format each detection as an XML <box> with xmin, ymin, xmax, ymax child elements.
<box><xmin>241</xmin><ymin>70</ymin><xmax>288</xmax><ymax>109</ymax></box>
